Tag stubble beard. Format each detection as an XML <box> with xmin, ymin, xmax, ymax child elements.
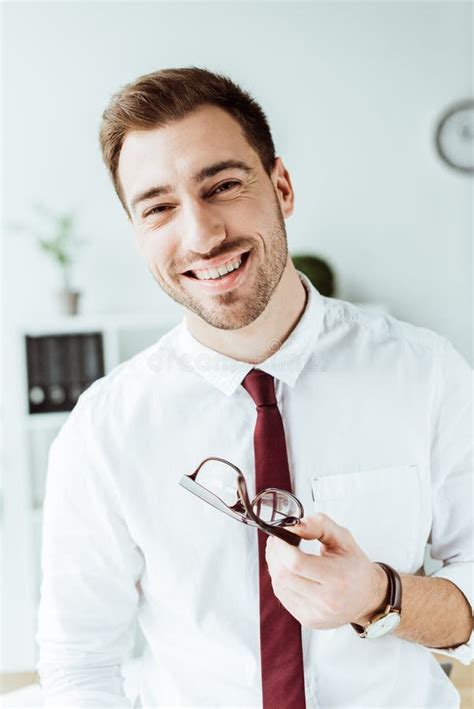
<box><xmin>150</xmin><ymin>195</ymin><xmax>289</xmax><ymax>331</ymax></box>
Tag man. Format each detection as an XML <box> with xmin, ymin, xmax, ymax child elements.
<box><xmin>36</xmin><ymin>67</ymin><xmax>472</xmax><ymax>708</ymax></box>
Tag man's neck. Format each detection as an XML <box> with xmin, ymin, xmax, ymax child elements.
<box><xmin>183</xmin><ymin>260</ymin><xmax>308</xmax><ymax>364</ymax></box>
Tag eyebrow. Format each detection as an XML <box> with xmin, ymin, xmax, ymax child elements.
<box><xmin>130</xmin><ymin>159</ymin><xmax>255</xmax><ymax>214</ymax></box>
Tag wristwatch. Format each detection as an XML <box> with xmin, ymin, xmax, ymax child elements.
<box><xmin>351</xmin><ymin>562</ymin><xmax>402</xmax><ymax>639</ymax></box>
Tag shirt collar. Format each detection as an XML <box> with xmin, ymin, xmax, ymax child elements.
<box><xmin>175</xmin><ymin>271</ymin><xmax>325</xmax><ymax>396</ymax></box>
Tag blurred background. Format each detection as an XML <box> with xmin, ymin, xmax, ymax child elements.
<box><xmin>1</xmin><ymin>0</ymin><xmax>472</xmax><ymax>702</ymax></box>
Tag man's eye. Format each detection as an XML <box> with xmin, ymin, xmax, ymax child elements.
<box><xmin>212</xmin><ymin>181</ymin><xmax>240</xmax><ymax>195</ymax></box>
<box><xmin>142</xmin><ymin>181</ymin><xmax>239</xmax><ymax>219</ymax></box>
<box><xmin>143</xmin><ymin>205</ymin><xmax>171</xmax><ymax>218</ymax></box>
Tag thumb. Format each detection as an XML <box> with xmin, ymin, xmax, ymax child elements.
<box><xmin>289</xmin><ymin>513</ymin><xmax>352</xmax><ymax>551</ymax></box>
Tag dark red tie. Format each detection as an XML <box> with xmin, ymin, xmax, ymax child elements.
<box><xmin>242</xmin><ymin>368</ymin><xmax>306</xmax><ymax>709</ymax></box>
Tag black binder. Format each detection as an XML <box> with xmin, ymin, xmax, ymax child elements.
<box><xmin>25</xmin><ymin>332</ymin><xmax>105</xmax><ymax>414</ymax></box>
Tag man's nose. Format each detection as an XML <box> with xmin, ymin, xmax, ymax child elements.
<box><xmin>180</xmin><ymin>199</ymin><xmax>226</xmax><ymax>254</ymax></box>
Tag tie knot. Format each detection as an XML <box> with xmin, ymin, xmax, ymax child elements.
<box><xmin>241</xmin><ymin>369</ymin><xmax>277</xmax><ymax>408</ymax></box>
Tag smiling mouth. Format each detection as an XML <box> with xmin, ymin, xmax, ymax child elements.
<box><xmin>182</xmin><ymin>251</ymin><xmax>250</xmax><ymax>280</ymax></box>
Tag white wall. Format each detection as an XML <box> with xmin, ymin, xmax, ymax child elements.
<box><xmin>1</xmin><ymin>0</ymin><xmax>472</xmax><ymax>672</ymax></box>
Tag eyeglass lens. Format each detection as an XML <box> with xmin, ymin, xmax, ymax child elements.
<box><xmin>196</xmin><ymin>459</ymin><xmax>300</xmax><ymax>525</ymax></box>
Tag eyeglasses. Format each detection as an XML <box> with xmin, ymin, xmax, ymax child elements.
<box><xmin>179</xmin><ymin>457</ymin><xmax>304</xmax><ymax>547</ymax></box>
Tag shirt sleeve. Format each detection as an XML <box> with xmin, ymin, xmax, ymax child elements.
<box><xmin>427</xmin><ymin>337</ymin><xmax>473</xmax><ymax>665</ymax></box>
<box><xmin>35</xmin><ymin>389</ymin><xmax>145</xmax><ymax>706</ymax></box>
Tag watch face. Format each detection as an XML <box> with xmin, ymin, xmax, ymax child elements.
<box><xmin>435</xmin><ymin>100</ymin><xmax>474</xmax><ymax>174</ymax></box>
<box><xmin>366</xmin><ymin>612</ymin><xmax>401</xmax><ymax>639</ymax></box>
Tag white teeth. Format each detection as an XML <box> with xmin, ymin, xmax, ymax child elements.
<box><xmin>193</xmin><ymin>255</ymin><xmax>243</xmax><ymax>281</ymax></box>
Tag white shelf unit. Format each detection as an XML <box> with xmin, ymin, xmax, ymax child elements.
<box><xmin>2</xmin><ymin>312</ymin><xmax>177</xmax><ymax>672</ymax></box>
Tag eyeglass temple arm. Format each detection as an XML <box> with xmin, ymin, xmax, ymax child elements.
<box><xmin>179</xmin><ymin>475</ymin><xmax>248</xmax><ymax>523</ymax></box>
<box><xmin>260</xmin><ymin>520</ymin><xmax>302</xmax><ymax>547</ymax></box>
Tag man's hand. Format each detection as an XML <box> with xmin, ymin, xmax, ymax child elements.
<box><xmin>265</xmin><ymin>513</ymin><xmax>388</xmax><ymax>630</ymax></box>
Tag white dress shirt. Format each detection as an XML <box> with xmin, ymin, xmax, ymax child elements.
<box><xmin>36</xmin><ymin>272</ymin><xmax>473</xmax><ymax>708</ymax></box>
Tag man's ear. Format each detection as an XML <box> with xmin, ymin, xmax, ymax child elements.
<box><xmin>271</xmin><ymin>156</ymin><xmax>295</xmax><ymax>219</ymax></box>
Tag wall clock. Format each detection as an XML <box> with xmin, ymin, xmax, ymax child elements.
<box><xmin>435</xmin><ymin>99</ymin><xmax>474</xmax><ymax>174</ymax></box>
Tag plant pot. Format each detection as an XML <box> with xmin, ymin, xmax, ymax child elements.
<box><xmin>57</xmin><ymin>289</ymin><xmax>81</xmax><ymax>316</ymax></box>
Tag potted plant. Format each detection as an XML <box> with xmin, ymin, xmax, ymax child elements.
<box><xmin>11</xmin><ymin>204</ymin><xmax>86</xmax><ymax>315</ymax></box>
<box><xmin>291</xmin><ymin>253</ymin><xmax>336</xmax><ymax>297</ymax></box>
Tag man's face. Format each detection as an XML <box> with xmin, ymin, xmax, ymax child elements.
<box><xmin>118</xmin><ymin>104</ymin><xmax>293</xmax><ymax>330</ymax></box>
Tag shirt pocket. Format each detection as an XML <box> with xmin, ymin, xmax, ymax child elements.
<box><xmin>310</xmin><ymin>464</ymin><xmax>421</xmax><ymax>572</ymax></box>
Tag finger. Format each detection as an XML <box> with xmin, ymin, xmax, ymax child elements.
<box><xmin>282</xmin><ymin>569</ymin><xmax>319</xmax><ymax>598</ymax></box>
<box><xmin>266</xmin><ymin>535</ymin><xmax>325</xmax><ymax>583</ymax></box>
<box><xmin>269</xmin><ymin>573</ymin><xmax>308</xmax><ymax>618</ymax></box>
<box><xmin>269</xmin><ymin>575</ymin><xmax>320</xmax><ymax>628</ymax></box>
<box><xmin>290</xmin><ymin>513</ymin><xmax>354</xmax><ymax>551</ymax></box>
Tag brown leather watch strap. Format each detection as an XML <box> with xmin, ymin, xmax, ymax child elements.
<box><xmin>351</xmin><ymin>562</ymin><xmax>402</xmax><ymax>634</ymax></box>
<box><xmin>377</xmin><ymin>562</ymin><xmax>402</xmax><ymax>612</ymax></box>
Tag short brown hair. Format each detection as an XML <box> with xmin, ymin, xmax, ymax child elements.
<box><xmin>99</xmin><ymin>66</ymin><xmax>277</xmax><ymax>216</ymax></box>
